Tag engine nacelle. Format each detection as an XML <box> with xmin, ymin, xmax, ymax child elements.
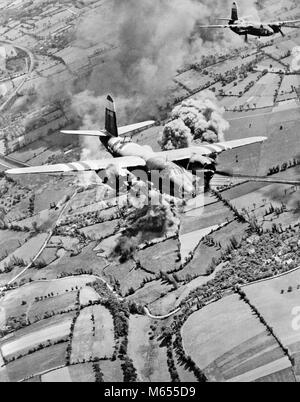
<box><xmin>190</xmin><ymin>154</ymin><xmax>215</xmax><ymax>167</ymax></box>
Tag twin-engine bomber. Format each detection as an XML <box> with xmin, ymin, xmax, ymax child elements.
<box><xmin>6</xmin><ymin>95</ymin><xmax>267</xmax><ymax>195</ymax></box>
<box><xmin>199</xmin><ymin>2</ymin><xmax>300</xmax><ymax>42</ymax></box>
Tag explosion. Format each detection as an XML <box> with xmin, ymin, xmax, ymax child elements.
<box><xmin>111</xmin><ymin>189</ymin><xmax>178</xmax><ymax>262</ymax></box>
<box><xmin>160</xmin><ymin>91</ymin><xmax>229</xmax><ymax>150</ymax></box>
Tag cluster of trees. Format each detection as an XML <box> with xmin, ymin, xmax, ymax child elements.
<box><xmin>28</xmin><ymin>194</ymin><xmax>35</xmax><ymax>216</ymax></box>
<box><xmin>267</xmin><ymin>158</ymin><xmax>300</xmax><ymax>176</ymax></box>
<box><xmin>93</xmin><ymin>361</ymin><xmax>104</xmax><ymax>383</ymax></box>
<box><xmin>161</xmin><ymin>328</ymin><xmax>180</xmax><ymax>382</ymax></box>
<box><xmin>182</xmin><ymin>226</ymin><xmax>300</xmax><ymax>312</ymax></box>
<box><xmin>173</xmin><ymin>331</ymin><xmax>207</xmax><ymax>382</ymax></box>
<box><xmin>121</xmin><ymin>358</ymin><xmax>138</xmax><ymax>382</ymax></box>
<box><xmin>0</xmin><ymin>222</ymin><xmax>31</xmax><ymax>232</ymax></box>
<box><xmin>3</xmin><ymin>255</ymin><xmax>26</xmax><ymax>273</ymax></box>
<box><xmin>0</xmin><ymin>177</ymin><xmax>30</xmax><ymax>214</ymax></box>
<box><xmin>58</xmin><ymin>209</ymin><xmax>120</xmax><ymax>231</ymax></box>
<box><xmin>90</xmin><ymin>280</ymin><xmax>141</xmax><ymax>381</ymax></box>
<box><xmin>236</xmin><ymin>287</ymin><xmax>294</xmax><ymax>366</ymax></box>
<box><xmin>66</xmin><ymin>294</ymin><xmax>81</xmax><ymax>366</ymax></box>
<box><xmin>264</xmin><ymin>203</ymin><xmax>286</xmax><ymax>218</ymax></box>
<box><xmin>211</xmin><ymin>189</ymin><xmax>247</xmax><ymax>224</ymax></box>
<box><xmin>0</xmin><ymin>314</ymin><xmax>27</xmax><ymax>338</ymax></box>
<box><xmin>90</xmin><ymin>280</ymin><xmax>130</xmax><ymax>339</ymax></box>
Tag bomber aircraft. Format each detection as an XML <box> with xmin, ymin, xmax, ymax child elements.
<box><xmin>199</xmin><ymin>2</ymin><xmax>300</xmax><ymax>42</ymax></box>
<box><xmin>6</xmin><ymin>95</ymin><xmax>269</xmax><ymax>195</ymax></box>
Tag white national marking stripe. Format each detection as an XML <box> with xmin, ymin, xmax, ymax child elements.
<box><xmin>69</xmin><ymin>162</ymin><xmax>88</xmax><ymax>171</ymax></box>
<box><xmin>202</xmin><ymin>144</ymin><xmax>227</xmax><ymax>153</ymax></box>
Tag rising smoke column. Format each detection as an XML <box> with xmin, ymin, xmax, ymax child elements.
<box><xmin>70</xmin><ymin>0</ymin><xmax>259</xmax><ymax>158</ymax></box>
<box><xmin>72</xmin><ymin>0</ymin><xmax>246</xmax><ymax>124</ymax></box>
<box><xmin>160</xmin><ymin>91</ymin><xmax>229</xmax><ymax>150</ymax></box>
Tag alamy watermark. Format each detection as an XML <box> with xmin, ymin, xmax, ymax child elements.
<box><xmin>98</xmin><ymin>168</ymin><xmax>207</xmax><ymax>212</ymax></box>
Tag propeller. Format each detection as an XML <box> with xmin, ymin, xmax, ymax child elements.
<box><xmin>216</xmin><ymin>170</ymin><xmax>300</xmax><ymax>186</ymax></box>
<box><xmin>279</xmin><ymin>28</ymin><xmax>285</xmax><ymax>37</ymax></box>
<box><xmin>244</xmin><ymin>34</ymin><xmax>248</xmax><ymax>43</ymax></box>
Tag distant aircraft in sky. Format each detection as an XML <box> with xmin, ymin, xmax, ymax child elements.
<box><xmin>199</xmin><ymin>2</ymin><xmax>300</xmax><ymax>42</ymax></box>
<box><xmin>6</xmin><ymin>95</ymin><xmax>267</xmax><ymax>194</ymax></box>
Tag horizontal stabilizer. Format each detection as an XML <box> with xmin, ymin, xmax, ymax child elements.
<box><xmin>61</xmin><ymin>130</ymin><xmax>107</xmax><ymax>137</ymax></box>
<box><xmin>118</xmin><ymin>121</ymin><xmax>156</xmax><ymax>136</ymax></box>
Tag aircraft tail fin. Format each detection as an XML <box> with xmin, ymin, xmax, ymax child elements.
<box><xmin>231</xmin><ymin>2</ymin><xmax>238</xmax><ymax>22</ymax></box>
<box><xmin>105</xmin><ymin>95</ymin><xmax>118</xmax><ymax>137</ymax></box>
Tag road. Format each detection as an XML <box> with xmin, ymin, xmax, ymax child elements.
<box><xmin>0</xmin><ymin>190</ymin><xmax>79</xmax><ymax>292</ymax></box>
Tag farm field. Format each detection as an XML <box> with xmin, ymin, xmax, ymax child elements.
<box><xmin>180</xmin><ymin>201</ymin><xmax>234</xmax><ymax>235</ymax></box>
<box><xmin>149</xmin><ymin>262</ymin><xmax>228</xmax><ymax>316</ymax></box>
<box><xmin>127</xmin><ymin>279</ymin><xmax>174</xmax><ymax>307</ymax></box>
<box><xmin>79</xmin><ymin>220</ymin><xmax>119</xmax><ymax>240</ymax></box>
<box><xmin>68</xmin><ymin>363</ymin><xmax>96</xmax><ymax>382</ymax></box>
<box><xmin>182</xmin><ymin>294</ymin><xmax>295</xmax><ymax>382</ymax></box>
<box><xmin>224</xmin><ymin>72</ymin><xmax>262</xmax><ymax>97</ymax></box>
<box><xmin>104</xmin><ymin>261</ymin><xmax>156</xmax><ymax>297</ymax></box>
<box><xmin>71</xmin><ymin>305</ymin><xmax>114</xmax><ymax>363</ymax></box>
<box><xmin>34</xmin><ymin>246</ymin><xmax>59</xmax><ymax>267</ymax></box>
<box><xmin>128</xmin><ymin>315</ymin><xmax>170</xmax><ymax>382</ymax></box>
<box><xmin>41</xmin><ymin>366</ymin><xmax>72</xmax><ymax>382</ymax></box>
<box><xmin>10</xmin><ymin>209</ymin><xmax>60</xmax><ymax>232</ymax></box>
<box><xmin>179</xmin><ymin>223</ymin><xmax>225</xmax><ymax>263</ymax></box>
<box><xmin>177</xmin><ymin>220</ymin><xmax>248</xmax><ymax>280</ymax></box>
<box><xmin>137</xmin><ymin>239</ymin><xmax>180</xmax><ymax>274</ymax></box>
<box><xmin>79</xmin><ymin>286</ymin><xmax>101</xmax><ymax>305</ymax></box>
<box><xmin>244</xmin><ymin>268</ymin><xmax>300</xmax><ymax>378</ymax></box>
<box><xmin>1</xmin><ymin>315</ymin><xmax>72</xmax><ymax>359</ymax></box>
<box><xmin>175</xmin><ymin>69</ymin><xmax>211</xmax><ymax>92</ymax></box>
<box><xmin>0</xmin><ymin>233</ymin><xmax>48</xmax><ymax>273</ymax></box>
<box><xmin>27</xmin><ymin>291</ymin><xmax>78</xmax><ymax>323</ymax></box>
<box><xmin>5</xmin><ymin>342</ymin><xmax>68</xmax><ymax>382</ymax></box>
<box><xmin>0</xmin><ymin>230</ymin><xmax>29</xmax><ymax>261</ymax></box>
<box><xmin>31</xmin><ymin>243</ymin><xmax>108</xmax><ymax>280</ymax></box>
<box><xmin>0</xmin><ymin>276</ymin><xmax>96</xmax><ymax>327</ymax></box>
<box><xmin>99</xmin><ymin>360</ymin><xmax>124</xmax><ymax>382</ymax></box>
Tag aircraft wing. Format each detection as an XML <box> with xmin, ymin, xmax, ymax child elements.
<box><xmin>156</xmin><ymin>137</ymin><xmax>267</xmax><ymax>163</ymax></box>
<box><xmin>118</xmin><ymin>121</ymin><xmax>156</xmax><ymax>136</ymax></box>
<box><xmin>267</xmin><ymin>19</ymin><xmax>300</xmax><ymax>26</ymax></box>
<box><xmin>6</xmin><ymin>156</ymin><xmax>146</xmax><ymax>175</ymax></box>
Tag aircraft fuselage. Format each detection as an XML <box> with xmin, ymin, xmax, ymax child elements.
<box><xmin>229</xmin><ymin>20</ymin><xmax>275</xmax><ymax>37</ymax></box>
<box><xmin>100</xmin><ymin>136</ymin><xmax>197</xmax><ymax>195</ymax></box>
